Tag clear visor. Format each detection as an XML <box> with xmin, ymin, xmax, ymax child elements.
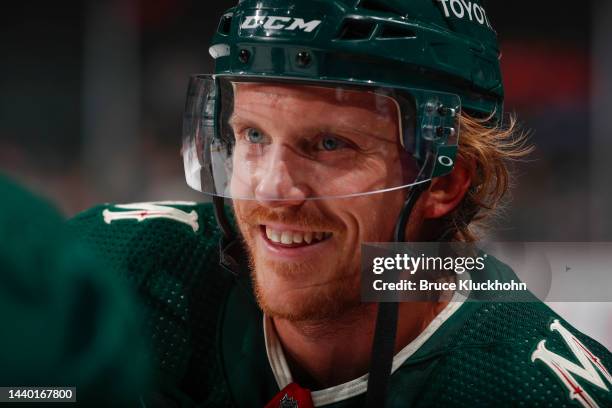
<box><xmin>183</xmin><ymin>75</ymin><xmax>459</xmax><ymax>201</ymax></box>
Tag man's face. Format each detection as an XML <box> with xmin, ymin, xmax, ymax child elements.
<box><xmin>229</xmin><ymin>82</ymin><xmax>418</xmax><ymax>321</ymax></box>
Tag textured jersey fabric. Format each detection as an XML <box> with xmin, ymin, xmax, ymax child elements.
<box><xmin>68</xmin><ymin>201</ymin><xmax>238</xmax><ymax>407</ymax></box>
<box><xmin>0</xmin><ymin>175</ymin><xmax>150</xmax><ymax>405</ymax></box>
<box><xmin>68</xmin><ymin>201</ymin><xmax>612</xmax><ymax>407</ymax></box>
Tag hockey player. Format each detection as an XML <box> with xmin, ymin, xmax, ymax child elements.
<box><xmin>69</xmin><ymin>0</ymin><xmax>611</xmax><ymax>406</ymax></box>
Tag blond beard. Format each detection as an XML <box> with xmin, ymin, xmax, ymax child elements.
<box><xmin>242</xmin><ymin>237</ymin><xmax>363</xmax><ymax>322</ymax></box>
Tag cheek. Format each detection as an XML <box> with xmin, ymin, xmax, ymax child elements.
<box><xmin>232</xmin><ymin>201</ymin><xmax>254</xmax><ymax>239</ymax></box>
<box><xmin>337</xmin><ymin>193</ymin><xmax>405</xmax><ymax>245</ymax></box>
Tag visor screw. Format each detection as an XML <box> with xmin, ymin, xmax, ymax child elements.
<box><xmin>238</xmin><ymin>49</ymin><xmax>250</xmax><ymax>64</ymax></box>
<box><xmin>437</xmin><ymin>104</ymin><xmax>457</xmax><ymax>118</ymax></box>
<box><xmin>296</xmin><ymin>51</ymin><xmax>312</xmax><ymax>67</ymax></box>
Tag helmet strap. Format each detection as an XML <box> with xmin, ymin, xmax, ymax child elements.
<box><xmin>213</xmin><ymin>195</ymin><xmax>248</xmax><ymax>277</ymax></box>
<box><xmin>365</xmin><ymin>181</ymin><xmax>431</xmax><ymax>407</ymax></box>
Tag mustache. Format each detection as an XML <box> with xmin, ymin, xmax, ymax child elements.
<box><xmin>236</xmin><ymin>204</ymin><xmax>343</xmax><ymax>232</ymax></box>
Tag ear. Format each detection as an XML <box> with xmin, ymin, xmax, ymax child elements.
<box><xmin>421</xmin><ymin>158</ymin><xmax>473</xmax><ymax>219</ymax></box>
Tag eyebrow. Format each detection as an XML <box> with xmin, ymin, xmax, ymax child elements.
<box><xmin>229</xmin><ymin>110</ymin><xmax>397</xmax><ymax>144</ymax></box>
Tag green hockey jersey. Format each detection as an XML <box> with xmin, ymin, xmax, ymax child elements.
<box><xmin>68</xmin><ymin>201</ymin><xmax>612</xmax><ymax>408</ymax></box>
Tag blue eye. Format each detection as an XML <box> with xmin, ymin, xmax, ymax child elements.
<box><xmin>320</xmin><ymin>136</ymin><xmax>342</xmax><ymax>151</ymax></box>
<box><xmin>246</xmin><ymin>128</ymin><xmax>265</xmax><ymax>144</ymax></box>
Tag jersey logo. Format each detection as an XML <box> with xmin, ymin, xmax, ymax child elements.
<box><xmin>279</xmin><ymin>393</ymin><xmax>298</xmax><ymax>408</ymax></box>
<box><xmin>240</xmin><ymin>16</ymin><xmax>322</xmax><ymax>33</ymax></box>
<box><xmin>436</xmin><ymin>0</ymin><xmax>493</xmax><ymax>30</ymax></box>
<box><xmin>102</xmin><ymin>201</ymin><xmax>199</xmax><ymax>232</ymax></box>
<box><xmin>531</xmin><ymin>319</ymin><xmax>611</xmax><ymax>408</ymax></box>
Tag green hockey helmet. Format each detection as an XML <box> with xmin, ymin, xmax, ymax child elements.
<box><xmin>183</xmin><ymin>0</ymin><xmax>503</xmax><ymax>201</ymax></box>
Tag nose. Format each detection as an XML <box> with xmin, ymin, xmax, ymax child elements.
<box><xmin>254</xmin><ymin>145</ymin><xmax>310</xmax><ymax>207</ymax></box>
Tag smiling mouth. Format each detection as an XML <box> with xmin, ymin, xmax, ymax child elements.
<box><xmin>260</xmin><ymin>225</ymin><xmax>333</xmax><ymax>247</ymax></box>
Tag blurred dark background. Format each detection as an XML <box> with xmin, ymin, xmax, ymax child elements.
<box><xmin>1</xmin><ymin>1</ymin><xmax>610</xmax><ymax>345</ymax></box>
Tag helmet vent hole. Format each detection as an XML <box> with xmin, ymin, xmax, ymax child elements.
<box><xmin>378</xmin><ymin>25</ymin><xmax>416</xmax><ymax>39</ymax></box>
<box><xmin>357</xmin><ymin>0</ymin><xmax>404</xmax><ymax>16</ymax></box>
<box><xmin>337</xmin><ymin>19</ymin><xmax>376</xmax><ymax>40</ymax></box>
<box><xmin>218</xmin><ymin>14</ymin><xmax>233</xmax><ymax>35</ymax></box>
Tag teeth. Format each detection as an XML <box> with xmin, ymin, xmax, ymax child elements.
<box><xmin>267</xmin><ymin>228</ymin><xmax>280</xmax><ymax>243</ymax></box>
<box><xmin>264</xmin><ymin>226</ymin><xmax>331</xmax><ymax>245</ymax></box>
<box><xmin>304</xmin><ymin>232</ymin><xmax>313</xmax><ymax>244</ymax></box>
<box><xmin>292</xmin><ymin>232</ymin><xmax>303</xmax><ymax>244</ymax></box>
<box><xmin>281</xmin><ymin>231</ymin><xmax>293</xmax><ymax>244</ymax></box>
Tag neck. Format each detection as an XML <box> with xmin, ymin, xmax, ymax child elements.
<box><xmin>271</xmin><ymin>300</ymin><xmax>448</xmax><ymax>390</ymax></box>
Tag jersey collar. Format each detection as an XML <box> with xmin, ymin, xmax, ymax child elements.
<box><xmin>264</xmin><ymin>292</ymin><xmax>466</xmax><ymax>407</ymax></box>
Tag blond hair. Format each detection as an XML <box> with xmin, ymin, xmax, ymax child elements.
<box><xmin>447</xmin><ymin>114</ymin><xmax>533</xmax><ymax>242</ymax></box>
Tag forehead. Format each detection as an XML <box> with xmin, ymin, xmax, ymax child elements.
<box><xmin>232</xmin><ymin>82</ymin><xmax>399</xmax><ymax>121</ymax></box>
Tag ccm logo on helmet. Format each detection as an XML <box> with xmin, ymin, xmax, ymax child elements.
<box><xmin>241</xmin><ymin>16</ymin><xmax>322</xmax><ymax>33</ymax></box>
<box><xmin>437</xmin><ymin>0</ymin><xmax>493</xmax><ymax>29</ymax></box>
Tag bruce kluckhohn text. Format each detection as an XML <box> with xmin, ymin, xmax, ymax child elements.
<box><xmin>372</xmin><ymin>279</ymin><xmax>528</xmax><ymax>292</ymax></box>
